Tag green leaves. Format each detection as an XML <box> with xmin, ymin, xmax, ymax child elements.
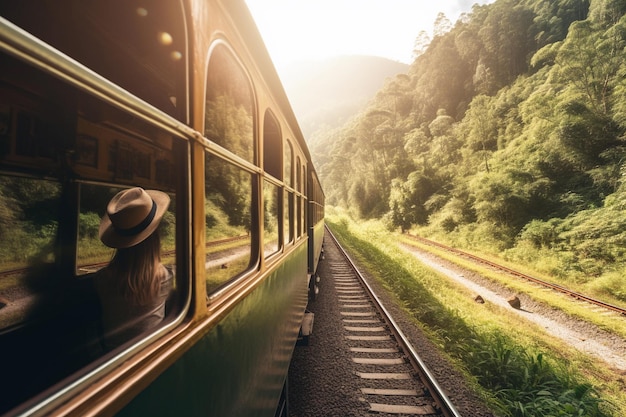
<box><xmin>328</xmin><ymin>216</ymin><xmax>612</xmax><ymax>417</ymax></box>
<box><xmin>317</xmin><ymin>0</ymin><xmax>626</xmax><ymax>283</ymax></box>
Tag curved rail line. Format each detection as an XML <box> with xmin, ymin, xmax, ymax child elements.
<box><xmin>326</xmin><ymin>226</ymin><xmax>462</xmax><ymax>417</ymax></box>
<box><xmin>405</xmin><ymin>234</ymin><xmax>626</xmax><ymax>317</ymax></box>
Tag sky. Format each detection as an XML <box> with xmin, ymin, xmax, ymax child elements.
<box><xmin>245</xmin><ymin>0</ymin><xmax>495</xmax><ymax>74</ymax></box>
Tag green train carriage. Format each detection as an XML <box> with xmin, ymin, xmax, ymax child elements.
<box><xmin>0</xmin><ymin>0</ymin><xmax>324</xmax><ymax>415</ymax></box>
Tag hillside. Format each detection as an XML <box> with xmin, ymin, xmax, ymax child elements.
<box><xmin>314</xmin><ymin>0</ymin><xmax>626</xmax><ymax>295</ymax></box>
<box><xmin>280</xmin><ymin>55</ymin><xmax>408</xmax><ymax>141</ymax></box>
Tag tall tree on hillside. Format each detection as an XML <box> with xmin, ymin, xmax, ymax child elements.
<box><xmin>460</xmin><ymin>95</ymin><xmax>498</xmax><ymax>173</ymax></box>
<box><xmin>413</xmin><ymin>30</ymin><xmax>431</xmax><ymax>59</ymax></box>
<box><xmin>528</xmin><ymin>0</ymin><xmax>590</xmax><ymax>47</ymax></box>
<box><xmin>410</xmin><ymin>33</ymin><xmax>473</xmax><ymax>121</ymax></box>
<box><xmin>478</xmin><ymin>0</ymin><xmax>536</xmax><ymax>87</ymax></box>
<box><xmin>387</xmin><ymin>172</ymin><xmax>435</xmax><ymax>231</ymax></box>
<box><xmin>554</xmin><ymin>17</ymin><xmax>624</xmax><ymax>169</ymax></box>
<box><xmin>433</xmin><ymin>12</ymin><xmax>452</xmax><ymax>38</ymax></box>
<box><xmin>588</xmin><ymin>0</ymin><xmax>626</xmax><ymax>27</ymax></box>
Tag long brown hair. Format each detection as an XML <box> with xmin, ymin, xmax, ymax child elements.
<box><xmin>108</xmin><ymin>231</ymin><xmax>162</xmax><ymax>305</ymax></box>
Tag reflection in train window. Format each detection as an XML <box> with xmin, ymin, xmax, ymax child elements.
<box><xmin>263</xmin><ymin>110</ymin><xmax>281</xmax><ymax>179</ymax></box>
<box><xmin>76</xmin><ymin>184</ymin><xmax>176</xmax><ymax>276</ymax></box>
<box><xmin>284</xmin><ymin>140</ymin><xmax>293</xmax><ymax>187</ymax></box>
<box><xmin>204</xmin><ymin>44</ymin><xmax>255</xmax><ymax>164</ymax></box>
<box><xmin>264</xmin><ymin>180</ymin><xmax>280</xmax><ymax>258</ymax></box>
<box><xmin>77</xmin><ymin>186</ymin><xmax>119</xmax><ymax>275</ymax></box>
<box><xmin>284</xmin><ymin>191</ymin><xmax>293</xmax><ymax>245</ymax></box>
<box><xmin>205</xmin><ymin>152</ymin><xmax>253</xmax><ymax>294</ymax></box>
<box><xmin>0</xmin><ymin>176</ymin><xmax>103</xmax><ymax>410</ymax></box>
<box><xmin>0</xmin><ymin>176</ymin><xmax>61</xmax><ymax>331</ymax></box>
<box><xmin>296</xmin><ymin>157</ymin><xmax>302</xmax><ymax>237</ymax></box>
<box><xmin>301</xmin><ymin>164</ymin><xmax>307</xmax><ymax>236</ymax></box>
<box><xmin>77</xmin><ymin>184</ymin><xmax>176</xmax><ymax>351</ymax></box>
<box><xmin>283</xmin><ymin>140</ymin><xmax>294</xmax><ymax>245</ymax></box>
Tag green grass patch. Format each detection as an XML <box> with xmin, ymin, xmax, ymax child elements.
<box><xmin>397</xmin><ymin>235</ymin><xmax>626</xmax><ymax>341</ymax></box>
<box><xmin>326</xmin><ymin>208</ymin><xmax>623</xmax><ymax>417</ymax></box>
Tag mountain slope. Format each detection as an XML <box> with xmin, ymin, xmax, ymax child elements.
<box><xmin>280</xmin><ymin>55</ymin><xmax>409</xmax><ymax>141</ymax></box>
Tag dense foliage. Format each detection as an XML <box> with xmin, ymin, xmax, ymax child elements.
<box><xmin>313</xmin><ymin>0</ymin><xmax>626</xmax><ymax>283</ymax></box>
<box><xmin>327</xmin><ymin>215</ymin><xmax>616</xmax><ymax>417</ymax></box>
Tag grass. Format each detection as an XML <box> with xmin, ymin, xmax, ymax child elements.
<box><xmin>326</xmin><ymin>207</ymin><xmax>625</xmax><ymax>417</ymax></box>
<box><xmin>416</xmin><ymin>220</ymin><xmax>626</xmax><ymax>306</ymax></box>
<box><xmin>397</xmin><ymin>235</ymin><xmax>626</xmax><ymax>341</ymax></box>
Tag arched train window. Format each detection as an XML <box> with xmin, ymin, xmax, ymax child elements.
<box><xmin>204</xmin><ymin>44</ymin><xmax>254</xmax><ymax>164</ymax></box>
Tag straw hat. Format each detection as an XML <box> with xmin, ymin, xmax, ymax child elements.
<box><xmin>99</xmin><ymin>187</ymin><xmax>170</xmax><ymax>249</ymax></box>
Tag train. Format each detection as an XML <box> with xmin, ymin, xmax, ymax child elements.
<box><xmin>0</xmin><ymin>0</ymin><xmax>324</xmax><ymax>416</ymax></box>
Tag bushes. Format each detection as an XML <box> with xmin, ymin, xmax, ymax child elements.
<box><xmin>327</xmin><ymin>213</ymin><xmax>615</xmax><ymax>417</ymax></box>
<box><xmin>465</xmin><ymin>334</ymin><xmax>605</xmax><ymax>417</ymax></box>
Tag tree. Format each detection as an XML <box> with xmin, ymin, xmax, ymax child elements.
<box><xmin>387</xmin><ymin>172</ymin><xmax>434</xmax><ymax>231</ymax></box>
<box><xmin>433</xmin><ymin>12</ymin><xmax>452</xmax><ymax>38</ymax></box>
<box><xmin>478</xmin><ymin>0</ymin><xmax>535</xmax><ymax>86</ymax></box>
<box><xmin>413</xmin><ymin>30</ymin><xmax>431</xmax><ymax>60</ymax></box>
<box><xmin>460</xmin><ymin>95</ymin><xmax>498</xmax><ymax>173</ymax></box>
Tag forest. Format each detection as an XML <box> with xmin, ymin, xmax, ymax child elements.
<box><xmin>312</xmin><ymin>0</ymin><xmax>626</xmax><ymax>293</ymax></box>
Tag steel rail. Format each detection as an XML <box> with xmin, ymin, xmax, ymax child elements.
<box><xmin>405</xmin><ymin>234</ymin><xmax>626</xmax><ymax>317</ymax></box>
<box><xmin>326</xmin><ymin>225</ymin><xmax>463</xmax><ymax>417</ymax></box>
<box><xmin>0</xmin><ymin>235</ymin><xmax>250</xmax><ymax>280</ymax></box>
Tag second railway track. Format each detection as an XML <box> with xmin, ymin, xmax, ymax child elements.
<box><xmin>405</xmin><ymin>234</ymin><xmax>626</xmax><ymax>317</ymax></box>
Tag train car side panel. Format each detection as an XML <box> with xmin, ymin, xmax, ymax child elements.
<box><xmin>307</xmin><ymin>170</ymin><xmax>325</xmax><ymax>278</ymax></box>
<box><xmin>117</xmin><ymin>243</ymin><xmax>308</xmax><ymax>417</ymax></box>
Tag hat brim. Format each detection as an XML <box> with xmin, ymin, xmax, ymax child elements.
<box><xmin>99</xmin><ymin>190</ymin><xmax>170</xmax><ymax>249</ymax></box>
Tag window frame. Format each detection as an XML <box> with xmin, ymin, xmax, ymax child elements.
<box><xmin>202</xmin><ymin>40</ymin><xmax>262</xmax><ymax>301</ymax></box>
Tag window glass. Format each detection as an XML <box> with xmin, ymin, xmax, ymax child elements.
<box><xmin>284</xmin><ymin>191</ymin><xmax>293</xmax><ymax>245</ymax></box>
<box><xmin>76</xmin><ymin>184</ymin><xmax>176</xmax><ymax>276</ymax></box>
<box><xmin>0</xmin><ymin>39</ymin><xmax>186</xmax><ymax>414</ymax></box>
<box><xmin>0</xmin><ymin>0</ymin><xmax>186</xmax><ymax>119</ymax></box>
<box><xmin>205</xmin><ymin>153</ymin><xmax>253</xmax><ymax>294</ymax></box>
<box><xmin>204</xmin><ymin>45</ymin><xmax>254</xmax><ymax>163</ymax></box>
<box><xmin>296</xmin><ymin>157</ymin><xmax>302</xmax><ymax>191</ymax></box>
<box><xmin>296</xmin><ymin>196</ymin><xmax>302</xmax><ymax>238</ymax></box>
<box><xmin>263</xmin><ymin>111</ymin><xmax>281</xmax><ymax>179</ymax></box>
<box><xmin>77</xmin><ymin>184</ymin><xmax>176</xmax><ymax>352</ymax></box>
<box><xmin>0</xmin><ymin>177</ymin><xmax>61</xmax><ymax>331</ymax></box>
<box><xmin>302</xmin><ymin>165</ymin><xmax>307</xmax><ymax>236</ymax></box>
<box><xmin>296</xmin><ymin>157</ymin><xmax>302</xmax><ymax>237</ymax></box>
<box><xmin>284</xmin><ymin>140</ymin><xmax>293</xmax><ymax>188</ymax></box>
<box><xmin>263</xmin><ymin>180</ymin><xmax>280</xmax><ymax>258</ymax></box>
<box><xmin>0</xmin><ymin>176</ymin><xmax>83</xmax><ymax>412</ymax></box>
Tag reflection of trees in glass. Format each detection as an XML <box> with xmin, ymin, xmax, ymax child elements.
<box><xmin>75</xmin><ymin>185</ymin><xmax>177</xmax><ymax>267</ymax></box>
<box><xmin>205</xmin><ymin>153</ymin><xmax>251</xmax><ymax>231</ymax></box>
<box><xmin>203</xmin><ymin>46</ymin><xmax>256</xmax><ymax>294</ymax></box>
<box><xmin>205</xmin><ymin>95</ymin><xmax>253</xmax><ymax>162</ymax></box>
<box><xmin>204</xmin><ymin>154</ymin><xmax>253</xmax><ymax>293</ymax></box>
<box><xmin>284</xmin><ymin>191</ymin><xmax>293</xmax><ymax>244</ymax></box>
<box><xmin>284</xmin><ymin>140</ymin><xmax>293</xmax><ymax>187</ymax></box>
<box><xmin>263</xmin><ymin>181</ymin><xmax>279</xmax><ymax>257</ymax></box>
<box><xmin>0</xmin><ymin>176</ymin><xmax>60</xmax><ymax>268</ymax></box>
<box><xmin>204</xmin><ymin>45</ymin><xmax>254</xmax><ymax>163</ymax></box>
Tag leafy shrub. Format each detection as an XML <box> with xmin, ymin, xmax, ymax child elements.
<box><xmin>79</xmin><ymin>212</ymin><xmax>101</xmax><ymax>240</ymax></box>
<box><xmin>587</xmin><ymin>270</ymin><xmax>626</xmax><ymax>302</ymax></box>
<box><xmin>327</xmin><ymin>214</ymin><xmax>615</xmax><ymax>417</ymax></box>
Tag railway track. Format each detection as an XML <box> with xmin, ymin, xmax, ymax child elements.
<box><xmin>0</xmin><ymin>235</ymin><xmax>249</xmax><ymax>314</ymax></box>
<box><xmin>0</xmin><ymin>235</ymin><xmax>248</xmax><ymax>280</ymax></box>
<box><xmin>405</xmin><ymin>234</ymin><xmax>626</xmax><ymax>317</ymax></box>
<box><xmin>325</xmin><ymin>227</ymin><xmax>462</xmax><ymax>417</ymax></box>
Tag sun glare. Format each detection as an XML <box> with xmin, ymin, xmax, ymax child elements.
<box><xmin>245</xmin><ymin>0</ymin><xmax>495</xmax><ymax>72</ymax></box>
